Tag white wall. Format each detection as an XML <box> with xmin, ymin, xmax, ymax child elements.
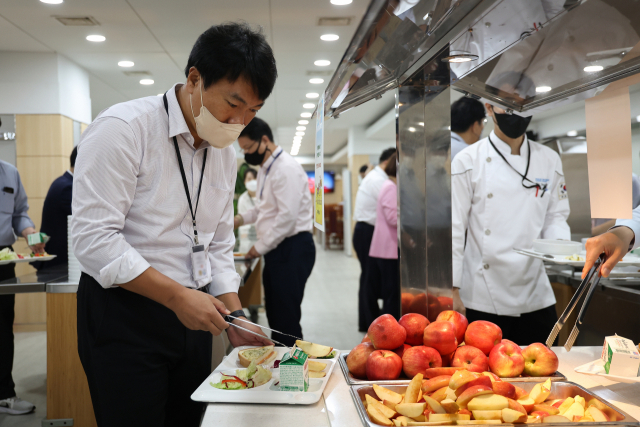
<box><xmin>57</xmin><ymin>55</ymin><xmax>92</xmax><ymax>124</ymax></box>
<box><xmin>348</xmin><ymin>126</ymin><xmax>395</xmax><ymax>160</ymax></box>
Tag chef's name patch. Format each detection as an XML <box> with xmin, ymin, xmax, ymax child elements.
<box><xmin>558</xmin><ymin>182</ymin><xmax>568</xmax><ymax>200</ymax></box>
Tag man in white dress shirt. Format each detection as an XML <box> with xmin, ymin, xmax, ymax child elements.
<box><xmin>71</xmin><ymin>23</ymin><xmax>276</xmax><ymax>427</ymax></box>
<box><xmin>234</xmin><ymin>118</ymin><xmax>315</xmax><ymax>346</ymax></box>
<box><xmin>352</xmin><ymin>147</ymin><xmax>396</xmax><ymax>331</ymax></box>
<box><xmin>451</xmin><ymin>101</ymin><xmax>570</xmax><ymax>345</ymax></box>
<box><xmin>451</xmin><ymin>97</ymin><xmax>486</xmax><ymax>160</ymax></box>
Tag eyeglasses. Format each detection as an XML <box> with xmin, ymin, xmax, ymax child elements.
<box><xmin>239</xmin><ymin>140</ymin><xmax>259</xmax><ymax>154</ymax></box>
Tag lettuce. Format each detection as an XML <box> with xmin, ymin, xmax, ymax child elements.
<box><xmin>317</xmin><ymin>350</ymin><xmax>336</xmax><ymax>359</ymax></box>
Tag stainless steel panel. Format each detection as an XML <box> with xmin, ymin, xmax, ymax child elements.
<box><xmin>349</xmin><ymin>381</ymin><xmax>639</xmax><ymax>427</ymax></box>
<box><xmin>46</xmin><ymin>283</ymin><xmax>78</xmax><ymax>294</ymax></box>
<box><xmin>0</xmin><ymin>283</ymin><xmax>45</xmax><ymax>295</ymax></box>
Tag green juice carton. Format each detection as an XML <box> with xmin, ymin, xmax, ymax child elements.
<box><xmin>601</xmin><ymin>335</ymin><xmax>640</xmax><ymax>377</ymax></box>
<box><xmin>279</xmin><ymin>347</ymin><xmax>309</xmax><ymax>392</ymax></box>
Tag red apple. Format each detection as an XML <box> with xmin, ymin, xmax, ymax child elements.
<box><xmin>455</xmin><ymin>375</ymin><xmax>493</xmax><ymax>397</ymax></box>
<box><xmin>361</xmin><ymin>334</ymin><xmax>371</xmax><ymax>343</ymax></box>
<box><xmin>399</xmin><ymin>313</ymin><xmax>430</xmax><ymax>345</ymax></box>
<box><xmin>507</xmin><ymin>398</ymin><xmax>527</xmax><ymax>415</ymax></box>
<box><xmin>436</xmin><ymin>310</ymin><xmax>468</xmax><ymax>344</ymax></box>
<box><xmin>366</xmin><ymin>349</ymin><xmax>403</xmax><ymax>381</ymax></box>
<box><xmin>392</xmin><ymin>343</ymin><xmax>412</xmax><ymax>359</ymax></box>
<box><xmin>489</xmin><ymin>339</ymin><xmax>525</xmax><ymax>378</ymax></box>
<box><xmin>427</xmin><ymin>293</ymin><xmax>443</xmax><ymax>322</ymax></box>
<box><xmin>514</xmin><ymin>385</ymin><xmax>528</xmax><ymax>400</ymax></box>
<box><xmin>346</xmin><ymin>342</ymin><xmax>376</xmax><ymax>379</ymax></box>
<box><xmin>438</xmin><ymin>296</ymin><xmax>453</xmax><ymax>311</ymax></box>
<box><xmin>367</xmin><ymin>314</ymin><xmax>407</xmax><ymax>350</ymax></box>
<box><xmin>402</xmin><ymin>345</ymin><xmax>442</xmax><ymax>378</ymax></box>
<box><xmin>521</xmin><ymin>343</ymin><xmax>559</xmax><ymax>377</ymax></box>
<box><xmin>408</xmin><ymin>293</ymin><xmax>429</xmax><ymax>317</ymax></box>
<box><xmin>441</xmin><ymin>350</ymin><xmax>455</xmax><ymax>367</ymax></box>
<box><xmin>401</xmin><ymin>292</ymin><xmax>415</xmax><ymax>315</ymax></box>
<box><xmin>423</xmin><ymin>321</ymin><xmax>458</xmax><ymax>355</ymax></box>
<box><xmin>451</xmin><ymin>345</ymin><xmax>488</xmax><ymax>372</ymax></box>
<box><xmin>464</xmin><ymin>321</ymin><xmax>502</xmax><ymax>356</ymax></box>
<box><xmin>492</xmin><ymin>381</ymin><xmax>516</xmax><ymax>399</ymax></box>
<box><xmin>531</xmin><ymin>411</ymin><xmax>549</xmax><ymax>419</ymax></box>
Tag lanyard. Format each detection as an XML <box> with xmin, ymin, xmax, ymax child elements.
<box><xmin>163</xmin><ymin>93</ymin><xmax>208</xmax><ymax>244</ymax></box>
<box><xmin>488</xmin><ymin>135</ymin><xmax>547</xmax><ymax>198</ymax></box>
<box><xmin>260</xmin><ymin>149</ymin><xmax>283</xmax><ymax>199</ymax></box>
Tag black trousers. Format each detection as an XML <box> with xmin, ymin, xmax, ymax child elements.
<box><xmin>353</xmin><ymin>222</ymin><xmax>375</xmax><ymax>332</ymax></box>
<box><xmin>466</xmin><ymin>305</ymin><xmax>559</xmax><ymax>346</ymax></box>
<box><xmin>263</xmin><ymin>232</ymin><xmax>315</xmax><ymax>347</ymax></box>
<box><xmin>363</xmin><ymin>257</ymin><xmax>401</xmax><ymax>328</ymax></box>
<box><xmin>77</xmin><ymin>273</ymin><xmax>212</xmax><ymax>427</ymax></box>
<box><xmin>0</xmin><ymin>251</ymin><xmax>16</xmax><ymax>401</ymax></box>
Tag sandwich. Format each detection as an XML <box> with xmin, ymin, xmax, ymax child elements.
<box><xmin>238</xmin><ymin>345</ymin><xmax>277</xmax><ymax>368</ymax></box>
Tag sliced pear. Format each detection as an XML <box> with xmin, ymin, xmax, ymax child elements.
<box><xmin>295</xmin><ymin>340</ymin><xmax>333</xmax><ymax>358</ymax></box>
<box><xmin>308</xmin><ymin>361</ymin><xmax>326</xmax><ymax>372</ymax></box>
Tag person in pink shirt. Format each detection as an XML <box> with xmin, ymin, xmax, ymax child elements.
<box><xmin>365</xmin><ymin>152</ymin><xmax>400</xmax><ymax>326</ymax></box>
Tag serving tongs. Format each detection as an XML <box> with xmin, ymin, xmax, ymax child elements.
<box><xmin>545</xmin><ymin>253</ymin><xmax>605</xmax><ymax>350</ymax></box>
<box><xmin>225</xmin><ymin>314</ymin><xmax>303</xmax><ymax>348</ymax></box>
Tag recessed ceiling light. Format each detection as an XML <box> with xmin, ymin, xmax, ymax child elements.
<box><xmin>320</xmin><ymin>34</ymin><xmax>339</xmax><ymax>41</ymax></box>
<box><xmin>418</xmin><ymin>122</ymin><xmax>424</xmax><ymax>126</ymax></box>
<box><xmin>306</xmin><ymin>93</ymin><xmax>319</xmax><ymax>99</ymax></box>
<box><xmin>296</xmin><ymin>132</ymin><xmax>305</xmax><ymax>136</ymax></box>
<box><xmin>330</xmin><ymin>0</ymin><xmax>352</xmax><ymax>4</ymax></box>
<box><xmin>140</xmin><ymin>79</ymin><xmax>154</xmax><ymax>85</ymax></box>
<box><xmin>567</xmin><ymin>130</ymin><xmax>578</xmax><ymax>137</ymax></box>
<box><xmin>309</xmin><ymin>78</ymin><xmax>324</xmax><ymax>84</ymax></box>
<box><xmin>301</xmin><ymin>112</ymin><xmax>312</xmax><ymax>118</ymax></box>
<box><xmin>86</xmin><ymin>35</ymin><xmax>106</xmax><ymax>42</ymax></box>
<box><xmin>314</xmin><ymin>60</ymin><xmax>331</xmax><ymax>67</ymax></box>
<box><xmin>40</xmin><ymin>0</ymin><xmax>63</xmax><ymax>3</ymax></box>
<box><xmin>303</xmin><ymin>103</ymin><xmax>315</xmax><ymax>109</ymax></box>
<box><xmin>298</xmin><ymin>120</ymin><xmax>309</xmax><ymax>125</ymax></box>
<box><xmin>296</xmin><ymin>126</ymin><xmax>306</xmax><ymax>131</ymax></box>
<box><xmin>636</xmin><ymin>115</ymin><xmax>640</xmax><ymax>123</ymax></box>
<box><xmin>408</xmin><ymin>127</ymin><xmax>416</xmax><ymax>132</ymax></box>
<box><xmin>118</xmin><ymin>60</ymin><xmax>134</xmax><ymax>68</ymax></box>
<box><xmin>584</xmin><ymin>65</ymin><xmax>604</xmax><ymax>72</ymax></box>
<box><xmin>535</xmin><ymin>86</ymin><xmax>552</xmax><ymax>93</ymax></box>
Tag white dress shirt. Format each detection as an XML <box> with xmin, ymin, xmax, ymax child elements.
<box><xmin>452</xmin><ymin>131</ymin><xmax>570</xmax><ymax>316</ymax></box>
<box><xmin>240</xmin><ymin>147</ymin><xmax>313</xmax><ymax>255</ymax></box>
<box><xmin>71</xmin><ymin>83</ymin><xmax>240</xmax><ymax>296</ymax></box>
<box><xmin>451</xmin><ymin>132</ymin><xmax>471</xmax><ymax>160</ymax></box>
<box><xmin>353</xmin><ymin>166</ymin><xmax>388</xmax><ymax>226</ymax></box>
<box><xmin>237</xmin><ymin>191</ymin><xmax>257</xmax><ymax>216</ymax></box>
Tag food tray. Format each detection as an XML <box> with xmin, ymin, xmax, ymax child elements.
<box><xmin>338</xmin><ymin>353</ymin><xmax>566</xmax><ymax>386</ymax></box>
<box><xmin>0</xmin><ymin>255</ymin><xmax>56</xmax><ymax>265</ymax></box>
<box><xmin>574</xmin><ymin>359</ymin><xmax>640</xmax><ymax>384</ymax></box>
<box><xmin>191</xmin><ymin>346</ymin><xmax>340</xmax><ymax>405</ymax></box>
<box><xmin>513</xmin><ymin>248</ymin><xmax>640</xmax><ymax>267</ymax></box>
<box><xmin>349</xmin><ymin>381</ymin><xmax>639</xmax><ymax>427</ymax></box>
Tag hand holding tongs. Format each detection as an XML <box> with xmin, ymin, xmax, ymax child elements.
<box><xmin>224</xmin><ymin>314</ymin><xmax>303</xmax><ymax>348</ymax></box>
<box><xmin>545</xmin><ymin>253</ymin><xmax>605</xmax><ymax>351</ymax></box>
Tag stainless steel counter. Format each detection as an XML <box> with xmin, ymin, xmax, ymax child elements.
<box><xmin>0</xmin><ymin>269</ymin><xmax>67</xmax><ymax>295</ymax></box>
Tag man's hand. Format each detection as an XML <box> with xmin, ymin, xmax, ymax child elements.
<box><xmin>21</xmin><ymin>227</ymin><xmax>45</xmax><ymax>254</ymax></box>
<box><xmin>226</xmin><ymin>318</ymin><xmax>273</xmax><ymax>347</ymax></box>
<box><xmin>582</xmin><ymin>226</ymin><xmax>634</xmax><ymax>278</ymax></box>
<box><xmin>233</xmin><ymin>214</ymin><xmax>243</xmax><ymax>230</ymax></box>
<box><xmin>245</xmin><ymin>245</ymin><xmax>261</xmax><ymax>260</ymax></box>
<box><xmin>167</xmin><ymin>287</ymin><xmax>230</xmax><ymax>336</ymax></box>
<box><xmin>453</xmin><ymin>287</ymin><xmax>466</xmax><ymax>316</ymax></box>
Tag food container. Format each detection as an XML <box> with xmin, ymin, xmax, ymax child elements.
<box><xmin>349</xmin><ymin>381</ymin><xmax>639</xmax><ymax>427</ymax></box>
<box><xmin>338</xmin><ymin>353</ymin><xmax>566</xmax><ymax>386</ymax></box>
<box><xmin>532</xmin><ymin>239</ymin><xmax>582</xmax><ymax>255</ymax></box>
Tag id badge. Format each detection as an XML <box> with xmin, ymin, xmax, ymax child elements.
<box><xmin>191</xmin><ymin>244</ymin><xmax>208</xmax><ymax>281</ymax></box>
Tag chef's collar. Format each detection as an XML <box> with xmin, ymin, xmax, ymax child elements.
<box><xmin>489</xmin><ymin>130</ymin><xmax>529</xmax><ymax>158</ymax></box>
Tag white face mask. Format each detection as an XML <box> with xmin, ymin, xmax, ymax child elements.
<box><xmin>245</xmin><ymin>179</ymin><xmax>258</xmax><ymax>192</ymax></box>
<box><xmin>190</xmin><ymin>80</ymin><xmax>245</xmax><ymax>149</ymax></box>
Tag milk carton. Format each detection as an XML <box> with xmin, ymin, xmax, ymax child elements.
<box><xmin>601</xmin><ymin>335</ymin><xmax>640</xmax><ymax>377</ymax></box>
<box><xmin>279</xmin><ymin>347</ymin><xmax>309</xmax><ymax>392</ymax></box>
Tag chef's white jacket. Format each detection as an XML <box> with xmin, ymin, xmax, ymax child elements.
<box><xmin>452</xmin><ymin>131</ymin><xmax>570</xmax><ymax>316</ymax></box>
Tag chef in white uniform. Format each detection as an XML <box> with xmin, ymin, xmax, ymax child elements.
<box><xmin>451</xmin><ymin>98</ymin><xmax>570</xmax><ymax>345</ymax></box>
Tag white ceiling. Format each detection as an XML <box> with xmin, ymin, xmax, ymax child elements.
<box><xmin>0</xmin><ymin>0</ymin><xmax>395</xmax><ymax>156</ymax></box>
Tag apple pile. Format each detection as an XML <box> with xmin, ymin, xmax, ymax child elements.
<box><xmin>348</xmin><ymin>312</ymin><xmax>559</xmax><ymax>382</ymax></box>
<box><xmin>401</xmin><ymin>292</ymin><xmax>452</xmax><ymax>322</ymax></box>
<box><xmin>364</xmin><ymin>372</ymin><xmax>616</xmax><ymax>426</ymax></box>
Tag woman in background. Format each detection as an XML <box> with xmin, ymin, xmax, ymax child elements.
<box><xmin>237</xmin><ymin>168</ymin><xmax>258</xmax><ymax>254</ymax></box>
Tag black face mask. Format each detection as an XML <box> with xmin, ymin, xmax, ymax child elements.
<box><xmin>493</xmin><ymin>111</ymin><xmax>532</xmax><ymax>139</ymax></box>
<box><xmin>244</xmin><ymin>140</ymin><xmax>270</xmax><ymax>166</ymax></box>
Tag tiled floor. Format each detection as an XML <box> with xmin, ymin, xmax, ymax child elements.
<box><xmin>0</xmin><ymin>242</ymin><xmax>364</xmax><ymax>426</ymax></box>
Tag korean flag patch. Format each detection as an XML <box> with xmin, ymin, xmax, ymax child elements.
<box><xmin>558</xmin><ymin>182</ymin><xmax>568</xmax><ymax>200</ymax></box>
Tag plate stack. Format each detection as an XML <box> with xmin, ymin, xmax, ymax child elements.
<box><xmin>68</xmin><ymin>215</ymin><xmax>81</xmax><ymax>283</ymax></box>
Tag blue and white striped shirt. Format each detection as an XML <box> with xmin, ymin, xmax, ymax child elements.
<box><xmin>0</xmin><ymin>160</ymin><xmax>34</xmax><ymax>246</ymax></box>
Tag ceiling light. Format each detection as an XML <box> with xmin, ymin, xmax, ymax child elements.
<box><xmin>330</xmin><ymin>0</ymin><xmax>352</xmax><ymax>4</ymax></box>
<box><xmin>408</xmin><ymin>127</ymin><xmax>416</xmax><ymax>132</ymax></box>
<box><xmin>320</xmin><ymin>34</ymin><xmax>339</xmax><ymax>41</ymax></box>
<box><xmin>536</xmin><ymin>86</ymin><xmax>552</xmax><ymax>93</ymax></box>
<box><xmin>306</xmin><ymin>93</ymin><xmax>319</xmax><ymax>99</ymax></box>
<box><xmin>567</xmin><ymin>130</ymin><xmax>578</xmax><ymax>137</ymax></box>
<box><xmin>303</xmin><ymin>103</ymin><xmax>315</xmax><ymax>109</ymax></box>
<box><xmin>118</xmin><ymin>60</ymin><xmax>134</xmax><ymax>68</ymax></box>
<box><xmin>296</xmin><ymin>132</ymin><xmax>305</xmax><ymax>136</ymax></box>
<box><xmin>301</xmin><ymin>112</ymin><xmax>312</xmax><ymax>118</ymax></box>
<box><xmin>140</xmin><ymin>79</ymin><xmax>154</xmax><ymax>85</ymax></box>
<box><xmin>309</xmin><ymin>78</ymin><xmax>325</xmax><ymax>84</ymax></box>
<box><xmin>86</xmin><ymin>35</ymin><xmax>105</xmax><ymax>42</ymax></box>
<box><xmin>296</xmin><ymin>126</ymin><xmax>306</xmax><ymax>131</ymax></box>
<box><xmin>441</xmin><ymin>54</ymin><xmax>479</xmax><ymax>63</ymax></box>
<box><xmin>298</xmin><ymin>120</ymin><xmax>309</xmax><ymax>125</ymax></box>
<box><xmin>40</xmin><ymin>0</ymin><xmax>63</xmax><ymax>3</ymax></box>
<box><xmin>584</xmin><ymin>65</ymin><xmax>604</xmax><ymax>72</ymax></box>
<box><xmin>314</xmin><ymin>60</ymin><xmax>331</xmax><ymax>67</ymax></box>
<box><xmin>636</xmin><ymin>115</ymin><xmax>640</xmax><ymax>122</ymax></box>
<box><xmin>418</xmin><ymin>122</ymin><xmax>424</xmax><ymax>126</ymax></box>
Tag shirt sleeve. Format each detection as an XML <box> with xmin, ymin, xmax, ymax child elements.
<box><xmin>240</xmin><ymin>203</ymin><xmax>259</xmax><ymax>225</ymax></box>
<box><xmin>615</xmin><ymin>204</ymin><xmax>640</xmax><ymax>250</ymax></box>
<box><xmin>12</xmin><ymin>170</ymin><xmax>34</xmax><ymax>236</ymax></box>
<box><xmin>380</xmin><ymin>184</ymin><xmax>398</xmax><ymax>228</ymax></box>
<box><xmin>540</xmin><ymin>157</ymin><xmax>571</xmax><ymax>240</ymax></box>
<box><xmin>451</xmin><ymin>158</ymin><xmax>473</xmax><ymax>290</ymax></box>
<box><xmin>71</xmin><ymin>117</ymin><xmax>151</xmax><ymax>288</ymax></box>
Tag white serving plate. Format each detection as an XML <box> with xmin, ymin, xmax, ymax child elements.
<box><xmin>513</xmin><ymin>248</ymin><xmax>640</xmax><ymax>267</ymax></box>
<box><xmin>574</xmin><ymin>358</ymin><xmax>640</xmax><ymax>384</ymax></box>
<box><xmin>0</xmin><ymin>255</ymin><xmax>57</xmax><ymax>265</ymax></box>
<box><xmin>191</xmin><ymin>346</ymin><xmax>340</xmax><ymax>405</ymax></box>
<box><xmin>533</xmin><ymin>239</ymin><xmax>582</xmax><ymax>255</ymax></box>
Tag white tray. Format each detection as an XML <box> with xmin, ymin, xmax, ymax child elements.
<box><xmin>574</xmin><ymin>358</ymin><xmax>640</xmax><ymax>384</ymax></box>
<box><xmin>191</xmin><ymin>346</ymin><xmax>340</xmax><ymax>405</ymax></box>
<box><xmin>0</xmin><ymin>255</ymin><xmax>56</xmax><ymax>265</ymax></box>
<box><xmin>513</xmin><ymin>248</ymin><xmax>640</xmax><ymax>267</ymax></box>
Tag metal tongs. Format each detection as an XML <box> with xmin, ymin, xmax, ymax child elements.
<box><xmin>225</xmin><ymin>314</ymin><xmax>303</xmax><ymax>348</ymax></box>
<box><xmin>546</xmin><ymin>253</ymin><xmax>605</xmax><ymax>351</ymax></box>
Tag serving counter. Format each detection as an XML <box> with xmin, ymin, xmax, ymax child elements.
<box><xmin>201</xmin><ymin>347</ymin><xmax>640</xmax><ymax>427</ymax></box>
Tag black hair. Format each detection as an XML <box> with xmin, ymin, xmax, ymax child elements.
<box><xmin>244</xmin><ymin>168</ymin><xmax>257</xmax><ymax>181</ymax></box>
<box><xmin>359</xmin><ymin>164</ymin><xmax>368</xmax><ymax>174</ymax></box>
<box><xmin>70</xmin><ymin>146</ymin><xmax>78</xmax><ymax>168</ymax></box>
<box><xmin>451</xmin><ymin>97</ymin><xmax>486</xmax><ymax>133</ymax></box>
<box><xmin>185</xmin><ymin>22</ymin><xmax>277</xmax><ymax>101</ymax></box>
<box><xmin>379</xmin><ymin>147</ymin><xmax>396</xmax><ymax>163</ymax></box>
<box><xmin>239</xmin><ymin>117</ymin><xmax>274</xmax><ymax>143</ymax></box>
<box><xmin>384</xmin><ymin>153</ymin><xmax>397</xmax><ymax>177</ymax></box>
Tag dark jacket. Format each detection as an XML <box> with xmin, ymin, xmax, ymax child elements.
<box><xmin>36</xmin><ymin>171</ymin><xmax>73</xmax><ymax>270</ymax></box>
